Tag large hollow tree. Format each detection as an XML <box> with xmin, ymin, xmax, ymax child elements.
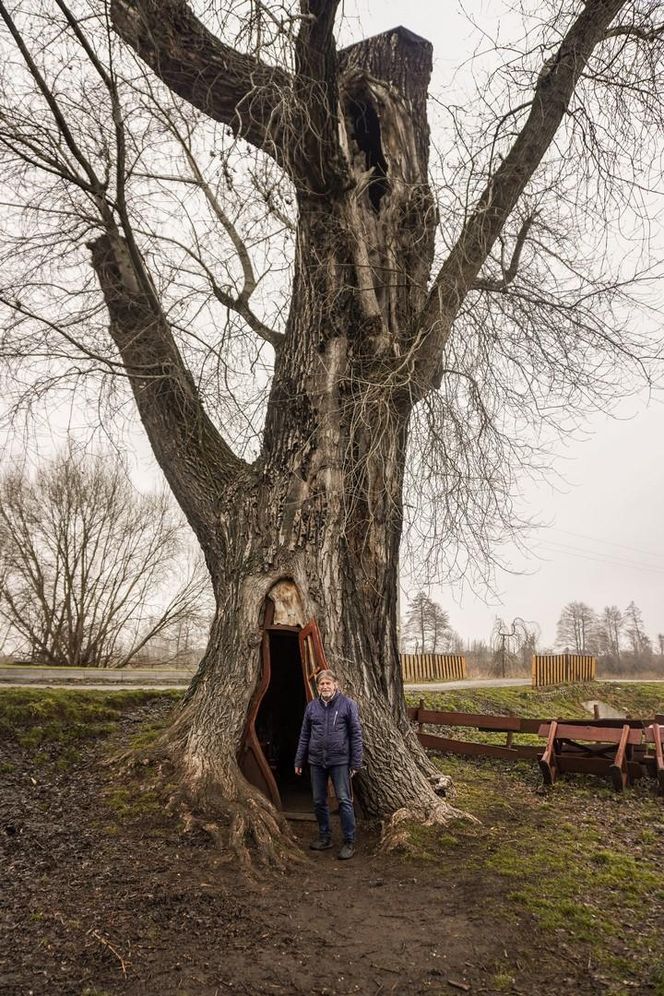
<box><xmin>0</xmin><ymin>0</ymin><xmax>662</xmax><ymax>859</ymax></box>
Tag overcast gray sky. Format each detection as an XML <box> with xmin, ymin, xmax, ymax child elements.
<box><xmin>433</xmin><ymin>397</ymin><xmax>664</xmax><ymax>647</ymax></box>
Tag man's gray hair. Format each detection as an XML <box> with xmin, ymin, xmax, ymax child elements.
<box><xmin>315</xmin><ymin>669</ymin><xmax>337</xmax><ymax>685</ymax></box>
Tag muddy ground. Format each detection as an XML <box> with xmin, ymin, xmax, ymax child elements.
<box><xmin>0</xmin><ymin>695</ymin><xmax>658</xmax><ymax>995</ymax></box>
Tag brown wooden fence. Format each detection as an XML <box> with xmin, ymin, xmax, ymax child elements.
<box><xmin>531</xmin><ymin>653</ymin><xmax>596</xmax><ymax>687</ymax></box>
<box><xmin>400</xmin><ymin>653</ymin><xmax>467</xmax><ymax>682</ymax></box>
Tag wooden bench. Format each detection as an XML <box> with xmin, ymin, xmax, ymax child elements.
<box><xmin>644</xmin><ymin>723</ymin><xmax>664</xmax><ymax>795</ymax></box>
<box><xmin>538</xmin><ymin>722</ymin><xmax>644</xmax><ymax>791</ymax></box>
<box><xmin>407</xmin><ymin>704</ymin><xmax>663</xmax><ymax>794</ymax></box>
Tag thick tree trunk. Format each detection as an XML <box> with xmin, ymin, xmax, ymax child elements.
<box><xmin>157</xmin><ymin>431</ymin><xmax>461</xmax><ymax>862</ymax></box>
<box><xmin>152</xmin><ymin>111</ymin><xmax>462</xmax><ymax>862</ymax></box>
<box><xmin>152</xmin><ymin>296</ymin><xmax>458</xmax><ymax>842</ymax></box>
<box><xmin>93</xmin><ymin>23</ymin><xmax>469</xmax><ymax>861</ymax></box>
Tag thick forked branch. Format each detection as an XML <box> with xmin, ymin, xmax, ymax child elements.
<box><xmin>417</xmin><ymin>0</ymin><xmax>627</xmax><ymax>388</ymax></box>
<box><xmin>296</xmin><ymin>0</ymin><xmax>341</xmax><ymax>80</ymax></box>
<box><xmin>110</xmin><ymin>0</ymin><xmax>293</xmax><ymax>168</ymax></box>
<box><xmin>112</xmin><ymin>0</ymin><xmax>349</xmax><ymax>194</ymax></box>
<box><xmin>89</xmin><ymin>233</ymin><xmax>247</xmax><ymax>558</ymax></box>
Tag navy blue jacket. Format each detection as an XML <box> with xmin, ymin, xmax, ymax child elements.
<box><xmin>294</xmin><ymin>691</ymin><xmax>363</xmax><ymax>771</ymax></box>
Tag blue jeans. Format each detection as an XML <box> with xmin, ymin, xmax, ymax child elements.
<box><xmin>310</xmin><ymin>764</ymin><xmax>356</xmax><ymax>843</ymax></box>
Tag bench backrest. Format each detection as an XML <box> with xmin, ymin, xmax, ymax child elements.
<box><xmin>538</xmin><ymin>723</ymin><xmax>643</xmax><ymax>745</ymax></box>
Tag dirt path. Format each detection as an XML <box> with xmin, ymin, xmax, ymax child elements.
<box><xmin>1</xmin><ymin>703</ymin><xmax>605</xmax><ymax>996</ymax></box>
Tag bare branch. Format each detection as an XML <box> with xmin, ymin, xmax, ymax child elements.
<box><xmin>0</xmin><ymin>293</ymin><xmax>130</xmax><ymax>374</ymax></box>
<box><xmin>418</xmin><ymin>0</ymin><xmax>628</xmax><ymax>389</ymax></box>
<box><xmin>154</xmin><ymin>109</ymin><xmax>284</xmax><ymax>350</ymax></box>
<box><xmin>605</xmin><ymin>22</ymin><xmax>664</xmax><ymax>43</ymax></box>
<box><xmin>471</xmin><ymin>211</ymin><xmax>538</xmax><ymax>293</ymax></box>
<box><xmin>0</xmin><ymin>1</ymin><xmax>104</xmax><ymax>196</ymax></box>
<box><xmin>110</xmin><ymin>0</ymin><xmax>295</xmax><ymax>170</ymax></box>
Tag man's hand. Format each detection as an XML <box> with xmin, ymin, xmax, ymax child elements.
<box><xmin>294</xmin><ymin>767</ymin><xmax>302</xmax><ymax>776</ymax></box>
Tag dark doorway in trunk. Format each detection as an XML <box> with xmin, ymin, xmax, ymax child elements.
<box><xmin>255</xmin><ymin>630</ymin><xmax>312</xmax><ymax>814</ymax></box>
<box><xmin>239</xmin><ymin>603</ymin><xmax>327</xmax><ymax>814</ymax></box>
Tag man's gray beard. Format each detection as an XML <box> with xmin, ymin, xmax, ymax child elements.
<box><xmin>320</xmin><ymin>691</ymin><xmax>334</xmax><ymax>701</ymax></box>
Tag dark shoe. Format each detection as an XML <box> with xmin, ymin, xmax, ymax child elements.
<box><xmin>338</xmin><ymin>841</ymin><xmax>355</xmax><ymax>860</ymax></box>
<box><xmin>309</xmin><ymin>835</ymin><xmax>333</xmax><ymax>851</ymax></box>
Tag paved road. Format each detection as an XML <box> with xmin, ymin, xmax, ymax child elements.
<box><xmin>0</xmin><ymin>668</ymin><xmax>532</xmax><ymax>692</ymax></box>
<box><xmin>0</xmin><ymin>665</ymin><xmax>530</xmax><ymax>692</ymax></box>
<box><xmin>0</xmin><ymin>683</ymin><xmax>188</xmax><ymax>690</ymax></box>
<box><xmin>405</xmin><ymin>677</ymin><xmax>531</xmax><ymax>692</ymax></box>
<box><xmin>0</xmin><ymin>665</ymin><xmax>194</xmax><ymax>690</ymax></box>
<box><xmin>1</xmin><ymin>667</ymin><xmax>662</xmax><ymax>692</ymax></box>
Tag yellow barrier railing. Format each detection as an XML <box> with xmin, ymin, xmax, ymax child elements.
<box><xmin>400</xmin><ymin>653</ymin><xmax>467</xmax><ymax>683</ymax></box>
<box><xmin>531</xmin><ymin>653</ymin><xmax>596</xmax><ymax>687</ymax></box>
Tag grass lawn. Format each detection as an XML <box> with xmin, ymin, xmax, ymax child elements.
<box><xmin>406</xmin><ymin>679</ymin><xmax>664</xmax><ymax>720</ymax></box>
<box><xmin>0</xmin><ymin>687</ymin><xmax>182</xmax><ymax>746</ymax></box>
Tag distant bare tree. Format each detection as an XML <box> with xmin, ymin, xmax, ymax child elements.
<box><xmin>556</xmin><ymin>601</ymin><xmax>597</xmax><ymax>654</ymax></box>
<box><xmin>402</xmin><ymin>592</ymin><xmax>458</xmax><ymax>653</ymax></box>
<box><xmin>0</xmin><ymin>448</ymin><xmax>210</xmax><ymax>667</ymax></box>
<box><xmin>623</xmin><ymin>600</ymin><xmax>651</xmax><ymax>658</ymax></box>
<box><xmin>492</xmin><ymin>615</ymin><xmax>540</xmax><ymax>676</ymax></box>
<box><xmin>595</xmin><ymin>605</ymin><xmax>624</xmax><ymax>658</ymax></box>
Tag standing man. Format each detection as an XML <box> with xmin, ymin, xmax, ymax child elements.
<box><xmin>294</xmin><ymin>670</ymin><xmax>363</xmax><ymax>860</ymax></box>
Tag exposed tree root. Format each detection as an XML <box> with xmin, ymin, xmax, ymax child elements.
<box><xmin>108</xmin><ymin>733</ymin><xmax>305</xmax><ymax>873</ymax></box>
<box><xmin>173</xmin><ymin>773</ymin><xmax>306</xmax><ymax>872</ymax></box>
<box><xmin>379</xmin><ymin>798</ymin><xmax>479</xmax><ymax>853</ymax></box>
<box><xmin>180</xmin><ymin>791</ymin><xmax>306</xmax><ymax>874</ymax></box>
<box><xmin>401</xmin><ymin>725</ymin><xmax>456</xmax><ymax>799</ymax></box>
<box><xmin>426</xmin><ymin>769</ymin><xmax>454</xmax><ymax>798</ymax></box>
<box><xmin>106</xmin><ymin>699</ymin><xmax>471</xmax><ymax>867</ymax></box>
<box><xmin>113</xmin><ymin>732</ymin><xmax>478</xmax><ymax>865</ymax></box>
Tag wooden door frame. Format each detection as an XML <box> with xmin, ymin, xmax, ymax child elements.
<box><xmin>239</xmin><ymin>608</ymin><xmax>329</xmax><ymax>808</ymax></box>
<box><xmin>239</xmin><ymin>629</ymin><xmax>281</xmax><ymax>807</ymax></box>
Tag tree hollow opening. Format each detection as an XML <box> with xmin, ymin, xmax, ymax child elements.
<box><xmin>255</xmin><ymin>629</ymin><xmax>311</xmax><ymax>812</ymax></box>
<box><xmin>346</xmin><ymin>95</ymin><xmax>389</xmax><ymax>212</ymax></box>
